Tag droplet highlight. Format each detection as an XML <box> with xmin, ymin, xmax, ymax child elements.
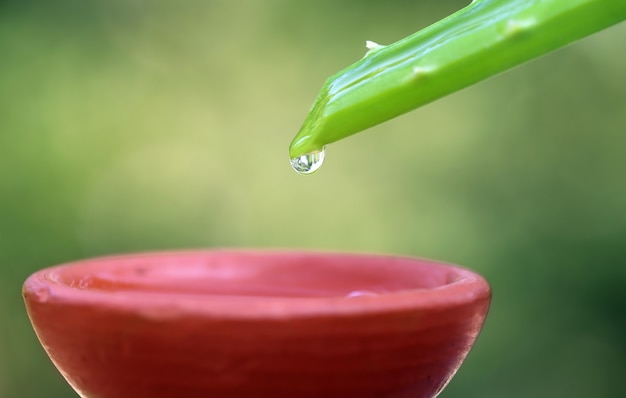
<box><xmin>290</xmin><ymin>148</ymin><xmax>326</xmax><ymax>175</ymax></box>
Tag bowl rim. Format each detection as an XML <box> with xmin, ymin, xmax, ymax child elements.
<box><xmin>23</xmin><ymin>249</ymin><xmax>491</xmax><ymax>320</ymax></box>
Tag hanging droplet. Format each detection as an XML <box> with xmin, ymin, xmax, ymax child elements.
<box><xmin>290</xmin><ymin>147</ymin><xmax>326</xmax><ymax>175</ymax></box>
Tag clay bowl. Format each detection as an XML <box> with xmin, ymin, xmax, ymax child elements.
<box><xmin>23</xmin><ymin>250</ymin><xmax>490</xmax><ymax>398</ymax></box>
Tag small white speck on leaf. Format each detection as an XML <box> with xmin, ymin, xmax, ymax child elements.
<box><xmin>364</xmin><ymin>40</ymin><xmax>386</xmax><ymax>56</ymax></box>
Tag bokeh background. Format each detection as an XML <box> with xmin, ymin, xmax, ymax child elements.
<box><xmin>2</xmin><ymin>0</ymin><xmax>625</xmax><ymax>396</ymax></box>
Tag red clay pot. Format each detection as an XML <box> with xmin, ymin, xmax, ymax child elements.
<box><xmin>23</xmin><ymin>250</ymin><xmax>490</xmax><ymax>398</ymax></box>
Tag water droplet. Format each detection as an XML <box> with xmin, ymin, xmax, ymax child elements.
<box><xmin>76</xmin><ymin>276</ymin><xmax>93</xmax><ymax>289</ymax></box>
<box><xmin>34</xmin><ymin>286</ymin><xmax>51</xmax><ymax>302</ymax></box>
<box><xmin>346</xmin><ymin>290</ymin><xmax>379</xmax><ymax>298</ymax></box>
<box><xmin>290</xmin><ymin>148</ymin><xmax>325</xmax><ymax>175</ymax></box>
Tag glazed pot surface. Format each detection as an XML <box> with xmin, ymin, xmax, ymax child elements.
<box><xmin>23</xmin><ymin>250</ymin><xmax>490</xmax><ymax>398</ymax></box>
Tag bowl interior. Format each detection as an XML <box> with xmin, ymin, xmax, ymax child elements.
<box><xmin>47</xmin><ymin>251</ymin><xmax>462</xmax><ymax>299</ymax></box>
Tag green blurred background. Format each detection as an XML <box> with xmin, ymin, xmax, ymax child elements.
<box><xmin>1</xmin><ymin>0</ymin><xmax>625</xmax><ymax>396</ymax></box>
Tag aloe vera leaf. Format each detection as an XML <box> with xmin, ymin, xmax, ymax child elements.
<box><xmin>289</xmin><ymin>0</ymin><xmax>626</xmax><ymax>158</ymax></box>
